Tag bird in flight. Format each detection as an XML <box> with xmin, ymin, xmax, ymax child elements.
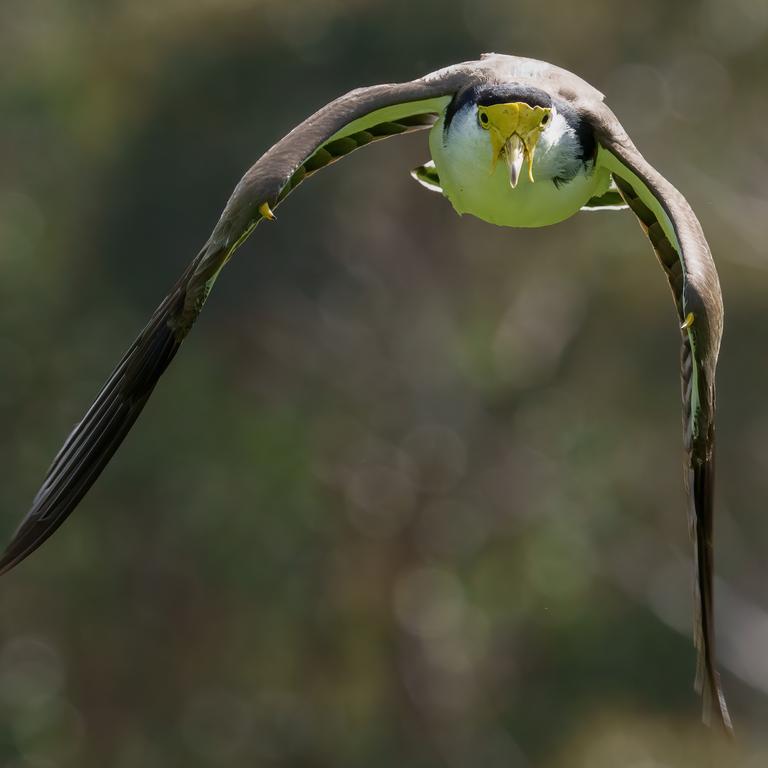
<box><xmin>0</xmin><ymin>54</ymin><xmax>730</xmax><ymax>733</ymax></box>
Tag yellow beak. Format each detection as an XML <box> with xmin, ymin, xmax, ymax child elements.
<box><xmin>477</xmin><ymin>102</ymin><xmax>551</xmax><ymax>188</ymax></box>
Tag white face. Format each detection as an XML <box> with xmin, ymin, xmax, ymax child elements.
<box><xmin>428</xmin><ymin>100</ymin><xmax>606</xmax><ymax>228</ymax></box>
<box><xmin>455</xmin><ymin>101</ymin><xmax>585</xmax><ymax>183</ymax></box>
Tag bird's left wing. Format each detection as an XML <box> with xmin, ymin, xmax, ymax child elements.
<box><xmin>582</xmin><ymin>101</ymin><xmax>731</xmax><ymax>734</ymax></box>
<box><xmin>0</xmin><ymin>64</ymin><xmax>478</xmax><ymax>574</ymax></box>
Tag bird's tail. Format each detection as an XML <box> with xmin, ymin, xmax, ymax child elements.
<box><xmin>0</xmin><ymin>256</ymin><xmax>207</xmax><ymax>574</ymax></box>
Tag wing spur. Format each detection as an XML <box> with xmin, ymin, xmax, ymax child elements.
<box><xmin>0</xmin><ymin>65</ymin><xmax>476</xmax><ymax>574</ymax></box>
<box><xmin>587</xmin><ymin>102</ymin><xmax>731</xmax><ymax>735</ymax></box>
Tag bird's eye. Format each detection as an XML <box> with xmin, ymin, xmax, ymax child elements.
<box><xmin>479</xmin><ymin>111</ymin><xmax>489</xmax><ymax>128</ymax></box>
<box><xmin>541</xmin><ymin>113</ymin><xmax>550</xmax><ymax>125</ymax></box>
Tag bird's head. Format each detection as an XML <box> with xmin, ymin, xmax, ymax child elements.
<box><xmin>439</xmin><ymin>84</ymin><xmax>592</xmax><ymax>199</ymax></box>
<box><xmin>476</xmin><ymin>101</ymin><xmax>551</xmax><ymax>187</ymax></box>
<box><xmin>431</xmin><ymin>83</ymin><xmax>597</xmax><ymax>225</ymax></box>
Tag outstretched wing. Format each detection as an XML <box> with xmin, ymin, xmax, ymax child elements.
<box><xmin>585</xmin><ymin>103</ymin><xmax>731</xmax><ymax>734</ymax></box>
<box><xmin>0</xmin><ymin>63</ymin><xmax>478</xmax><ymax>574</ymax></box>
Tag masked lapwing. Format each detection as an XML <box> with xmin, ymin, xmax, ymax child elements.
<box><xmin>0</xmin><ymin>54</ymin><xmax>731</xmax><ymax>734</ymax></box>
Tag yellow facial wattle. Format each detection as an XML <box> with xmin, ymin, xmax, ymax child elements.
<box><xmin>477</xmin><ymin>102</ymin><xmax>551</xmax><ymax>187</ymax></box>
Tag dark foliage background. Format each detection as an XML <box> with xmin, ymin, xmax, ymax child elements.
<box><xmin>1</xmin><ymin>0</ymin><xmax>767</xmax><ymax>764</ymax></box>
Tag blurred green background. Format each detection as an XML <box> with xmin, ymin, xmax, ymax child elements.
<box><xmin>1</xmin><ymin>0</ymin><xmax>767</xmax><ymax>765</ymax></box>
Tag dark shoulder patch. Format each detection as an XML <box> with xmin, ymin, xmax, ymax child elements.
<box><xmin>556</xmin><ymin>100</ymin><xmax>596</xmax><ymax>162</ymax></box>
<box><xmin>443</xmin><ymin>85</ymin><xmax>481</xmax><ymax>133</ymax></box>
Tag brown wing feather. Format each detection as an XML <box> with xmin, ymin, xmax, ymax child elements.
<box><xmin>0</xmin><ymin>54</ymin><xmax>614</xmax><ymax>571</ymax></box>
<box><xmin>0</xmin><ymin>66</ymin><xmax>479</xmax><ymax>574</ymax></box>
<box><xmin>584</xmin><ymin>101</ymin><xmax>731</xmax><ymax>734</ymax></box>
<box><xmin>0</xmin><ymin>256</ymin><xmax>201</xmax><ymax>574</ymax></box>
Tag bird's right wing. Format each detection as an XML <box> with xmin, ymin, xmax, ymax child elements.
<box><xmin>583</xmin><ymin>99</ymin><xmax>731</xmax><ymax>735</ymax></box>
<box><xmin>0</xmin><ymin>62</ymin><xmax>482</xmax><ymax>574</ymax></box>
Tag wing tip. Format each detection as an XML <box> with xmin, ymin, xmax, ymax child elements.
<box><xmin>0</xmin><ymin>295</ymin><xmax>187</xmax><ymax>576</ymax></box>
<box><xmin>0</xmin><ymin>501</ymin><xmax>76</xmax><ymax>576</ymax></box>
<box><xmin>699</xmin><ymin>667</ymin><xmax>734</xmax><ymax>738</ymax></box>
<box><xmin>690</xmin><ymin>452</ymin><xmax>734</xmax><ymax>738</ymax></box>
<box><xmin>0</xmin><ymin>536</ymin><xmax>38</xmax><ymax>577</ymax></box>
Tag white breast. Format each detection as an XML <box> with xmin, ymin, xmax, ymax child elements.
<box><xmin>428</xmin><ymin>112</ymin><xmax>611</xmax><ymax>228</ymax></box>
